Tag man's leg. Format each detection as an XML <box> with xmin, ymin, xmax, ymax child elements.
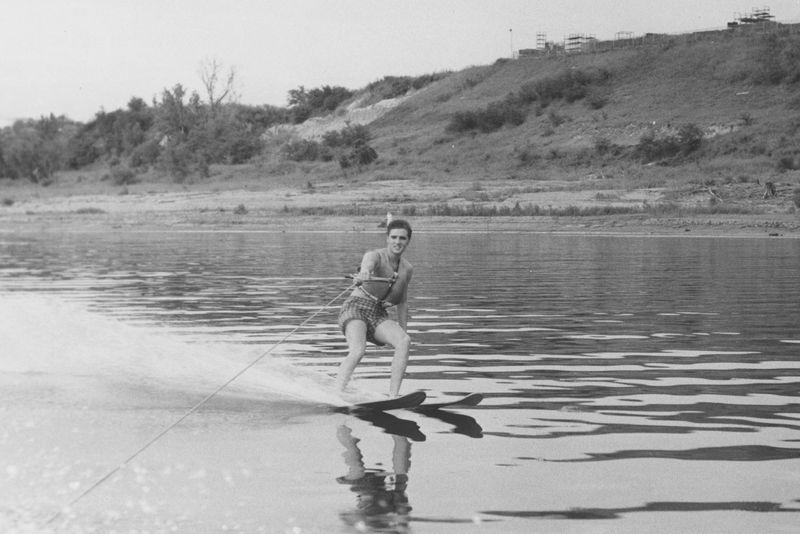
<box><xmin>337</xmin><ymin>425</ymin><xmax>366</xmax><ymax>481</ymax></box>
<box><xmin>374</xmin><ymin>320</ymin><xmax>411</xmax><ymax>397</ymax></box>
<box><xmin>336</xmin><ymin>320</ymin><xmax>368</xmax><ymax>392</ymax></box>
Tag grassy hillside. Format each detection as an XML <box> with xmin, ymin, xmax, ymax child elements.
<box><xmin>4</xmin><ymin>24</ymin><xmax>800</xmax><ymax>221</ymax></box>
<box><xmin>362</xmin><ymin>26</ymin><xmax>798</xmax><ymax>183</ymax></box>
<box><xmin>281</xmin><ymin>24</ymin><xmax>796</xmax><ymax>217</ymax></box>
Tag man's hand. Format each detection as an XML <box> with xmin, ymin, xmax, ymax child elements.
<box><xmin>347</xmin><ymin>271</ymin><xmax>370</xmax><ymax>286</ymax></box>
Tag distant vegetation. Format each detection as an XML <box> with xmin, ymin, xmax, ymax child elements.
<box><xmin>282</xmin><ymin>199</ymin><xmax>759</xmax><ymax>218</ymax></box>
<box><xmin>632</xmin><ymin>123</ymin><xmax>705</xmax><ymax>163</ymax></box>
<box><xmin>749</xmin><ymin>33</ymin><xmax>800</xmax><ymax>84</ymax></box>
<box><xmin>0</xmin><ymin>90</ymin><xmax>289</xmax><ymax>183</ymax></box>
<box><xmin>0</xmin><ymin>66</ymin><xmax>450</xmax><ymax>183</ymax></box>
<box><xmin>362</xmin><ymin>73</ymin><xmax>451</xmax><ymax>105</ymax></box>
<box><xmin>287</xmin><ymin>85</ymin><xmax>354</xmax><ymax>124</ymax></box>
<box><xmin>0</xmin><ymin>114</ymin><xmax>78</xmax><ymax>183</ymax></box>
<box><xmin>446</xmin><ymin>67</ymin><xmax>611</xmax><ymax>134</ymax></box>
<box><xmin>2</xmin><ymin>26</ymin><xmax>800</xmax><ymax>203</ymax></box>
<box><xmin>282</xmin><ymin>123</ymin><xmax>378</xmax><ymax>175</ymax></box>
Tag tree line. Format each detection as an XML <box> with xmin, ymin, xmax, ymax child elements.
<box><xmin>0</xmin><ymin>67</ymin><xmax>452</xmax><ymax>183</ymax></box>
<box><xmin>0</xmin><ymin>81</ymin><xmax>357</xmax><ymax>182</ymax></box>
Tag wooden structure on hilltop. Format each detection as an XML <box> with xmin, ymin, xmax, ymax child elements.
<box><xmin>565</xmin><ymin>33</ymin><xmax>597</xmax><ymax>53</ymax></box>
<box><xmin>516</xmin><ymin>6</ymin><xmax>787</xmax><ymax>60</ymax></box>
<box><xmin>728</xmin><ymin>6</ymin><xmax>775</xmax><ymax>28</ymax></box>
<box><xmin>518</xmin><ymin>32</ymin><xmax>563</xmax><ymax>57</ymax></box>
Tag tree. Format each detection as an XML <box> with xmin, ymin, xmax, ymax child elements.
<box><xmin>0</xmin><ymin>115</ymin><xmax>75</xmax><ymax>181</ymax></box>
<box><xmin>287</xmin><ymin>84</ymin><xmax>354</xmax><ymax>123</ymax></box>
<box><xmin>287</xmin><ymin>86</ymin><xmax>308</xmax><ymax>107</ymax></box>
<box><xmin>198</xmin><ymin>58</ymin><xmax>237</xmax><ymax>113</ymax></box>
<box><xmin>155</xmin><ymin>84</ymin><xmax>204</xmax><ymax>178</ymax></box>
<box><xmin>157</xmin><ymin>84</ymin><xmax>200</xmax><ymax>140</ymax></box>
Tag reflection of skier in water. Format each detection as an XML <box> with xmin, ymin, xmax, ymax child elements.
<box><xmin>336</xmin><ymin>425</ymin><xmax>412</xmax><ymax>532</ymax></box>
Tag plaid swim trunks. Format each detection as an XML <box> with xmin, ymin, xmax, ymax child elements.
<box><xmin>338</xmin><ymin>295</ymin><xmax>389</xmax><ymax>345</ymax></box>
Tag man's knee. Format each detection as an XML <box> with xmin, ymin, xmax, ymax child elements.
<box><xmin>395</xmin><ymin>332</ymin><xmax>411</xmax><ymax>352</ymax></box>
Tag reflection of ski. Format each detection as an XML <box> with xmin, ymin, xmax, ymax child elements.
<box><xmin>351</xmin><ymin>411</ymin><xmax>427</xmax><ymax>442</ymax></box>
<box><xmin>334</xmin><ymin>391</ymin><xmax>426</xmax><ymax>414</ymax></box>
<box><xmin>416</xmin><ymin>409</ymin><xmax>483</xmax><ymax>438</ymax></box>
<box><xmin>414</xmin><ymin>393</ymin><xmax>483</xmax><ymax>412</ymax></box>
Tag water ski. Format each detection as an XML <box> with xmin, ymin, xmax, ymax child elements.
<box><xmin>414</xmin><ymin>393</ymin><xmax>483</xmax><ymax>412</ymax></box>
<box><xmin>335</xmin><ymin>390</ymin><xmax>427</xmax><ymax>414</ymax></box>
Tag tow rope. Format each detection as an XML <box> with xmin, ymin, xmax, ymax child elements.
<box><xmin>45</xmin><ymin>281</ymin><xmax>356</xmax><ymax>527</ymax></box>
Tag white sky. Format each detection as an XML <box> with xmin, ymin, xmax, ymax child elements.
<box><xmin>2</xmin><ymin>0</ymin><xmax>799</xmax><ymax>125</ymax></box>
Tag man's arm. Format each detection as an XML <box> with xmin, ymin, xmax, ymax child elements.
<box><xmin>356</xmin><ymin>251</ymin><xmax>379</xmax><ymax>280</ymax></box>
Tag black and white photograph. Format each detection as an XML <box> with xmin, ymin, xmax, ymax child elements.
<box><xmin>2</xmin><ymin>1</ymin><xmax>800</xmax><ymax>532</ymax></box>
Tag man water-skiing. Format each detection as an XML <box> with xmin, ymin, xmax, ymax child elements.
<box><xmin>336</xmin><ymin>219</ymin><xmax>413</xmax><ymax>397</ymax></box>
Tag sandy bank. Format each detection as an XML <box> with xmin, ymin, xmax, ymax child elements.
<box><xmin>1</xmin><ymin>182</ymin><xmax>799</xmax><ymax>237</ymax></box>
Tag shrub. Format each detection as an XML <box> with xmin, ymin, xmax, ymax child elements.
<box><xmin>586</xmin><ymin>88</ymin><xmax>610</xmax><ymax>109</ymax></box>
<box><xmin>446</xmin><ymin>100</ymin><xmax>527</xmax><ymax>133</ymax></box>
<box><xmin>364</xmin><ymin>73</ymin><xmax>450</xmax><ymax>103</ymax></box>
<box><xmin>281</xmin><ymin>123</ymin><xmax>378</xmax><ymax>171</ymax></box>
<box><xmin>517</xmin><ymin>146</ymin><xmax>541</xmax><ymax>166</ymax></box>
<box><xmin>233</xmin><ymin>104</ymin><xmax>290</xmax><ymax>130</ymax></box>
<box><xmin>677</xmin><ymin>123</ymin><xmax>703</xmax><ymax>153</ymax></box>
<box><xmin>446</xmin><ymin>67</ymin><xmax>611</xmax><ymax>134</ymax></box>
<box><xmin>793</xmin><ymin>187</ymin><xmax>800</xmax><ymax>208</ymax></box>
<box><xmin>777</xmin><ymin>155</ymin><xmax>800</xmax><ymax>171</ymax></box>
<box><xmin>158</xmin><ymin>142</ymin><xmax>194</xmax><ymax>181</ymax></box>
<box><xmin>447</xmin><ymin>111</ymin><xmax>480</xmax><ymax>133</ymax></box>
<box><xmin>634</xmin><ymin>122</ymin><xmax>703</xmax><ymax>163</ymax></box>
<box><xmin>65</xmin><ymin>130</ymin><xmax>100</xmax><ymax>168</ymax></box>
<box><xmin>594</xmin><ymin>136</ymin><xmax>612</xmax><ymax>155</ymax></box>
<box><xmin>530</xmin><ymin>68</ymin><xmax>610</xmax><ymax>104</ymax></box>
<box><xmin>339</xmin><ymin>142</ymin><xmax>378</xmax><ymax>171</ymax></box>
<box><xmin>476</xmin><ymin>103</ymin><xmax>509</xmax><ymax>132</ymax></box>
<box><xmin>130</xmin><ymin>139</ymin><xmax>160</xmax><ymax>168</ymax></box>
<box><xmin>349</xmin><ymin>143</ymin><xmax>378</xmax><ymax>166</ymax></box>
<box><xmin>323</xmin><ymin>123</ymin><xmax>371</xmax><ymax>148</ymax></box>
<box><xmin>287</xmin><ymin>85</ymin><xmax>354</xmax><ymax>123</ymax></box>
<box><xmin>110</xmin><ymin>165</ymin><xmax>138</xmax><ymax>186</ymax></box>
<box><xmin>225</xmin><ymin>133</ymin><xmax>264</xmax><ymax>164</ymax></box>
<box><xmin>282</xmin><ymin>139</ymin><xmax>321</xmax><ymax>162</ymax></box>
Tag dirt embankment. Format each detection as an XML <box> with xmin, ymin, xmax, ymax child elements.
<box><xmin>1</xmin><ymin>176</ymin><xmax>798</xmax><ymax>237</ymax></box>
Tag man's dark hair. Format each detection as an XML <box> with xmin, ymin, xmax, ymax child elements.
<box><xmin>387</xmin><ymin>219</ymin><xmax>412</xmax><ymax>239</ymax></box>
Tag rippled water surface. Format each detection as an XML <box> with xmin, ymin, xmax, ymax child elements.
<box><xmin>1</xmin><ymin>230</ymin><xmax>799</xmax><ymax>533</ymax></box>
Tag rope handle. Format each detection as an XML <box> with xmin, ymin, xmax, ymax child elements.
<box><xmin>344</xmin><ymin>273</ymin><xmax>396</xmax><ymax>286</ymax></box>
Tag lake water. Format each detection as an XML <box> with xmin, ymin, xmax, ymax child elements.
<box><xmin>1</xmin><ymin>229</ymin><xmax>799</xmax><ymax>533</ymax></box>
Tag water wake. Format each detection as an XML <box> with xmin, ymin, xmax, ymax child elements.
<box><xmin>0</xmin><ymin>293</ymin><xmax>345</xmax><ymax>407</ymax></box>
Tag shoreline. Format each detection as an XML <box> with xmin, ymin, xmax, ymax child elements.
<box><xmin>3</xmin><ymin>211</ymin><xmax>799</xmax><ymax>239</ymax></box>
<box><xmin>1</xmin><ymin>183</ymin><xmax>799</xmax><ymax>238</ymax></box>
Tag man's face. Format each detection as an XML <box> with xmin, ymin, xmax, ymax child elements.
<box><xmin>386</xmin><ymin>228</ymin><xmax>410</xmax><ymax>255</ymax></box>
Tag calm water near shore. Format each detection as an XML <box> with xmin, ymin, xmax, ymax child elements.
<box><xmin>1</xmin><ymin>230</ymin><xmax>799</xmax><ymax>533</ymax></box>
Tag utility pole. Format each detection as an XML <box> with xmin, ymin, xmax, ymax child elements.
<box><xmin>509</xmin><ymin>28</ymin><xmax>514</xmax><ymax>58</ymax></box>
